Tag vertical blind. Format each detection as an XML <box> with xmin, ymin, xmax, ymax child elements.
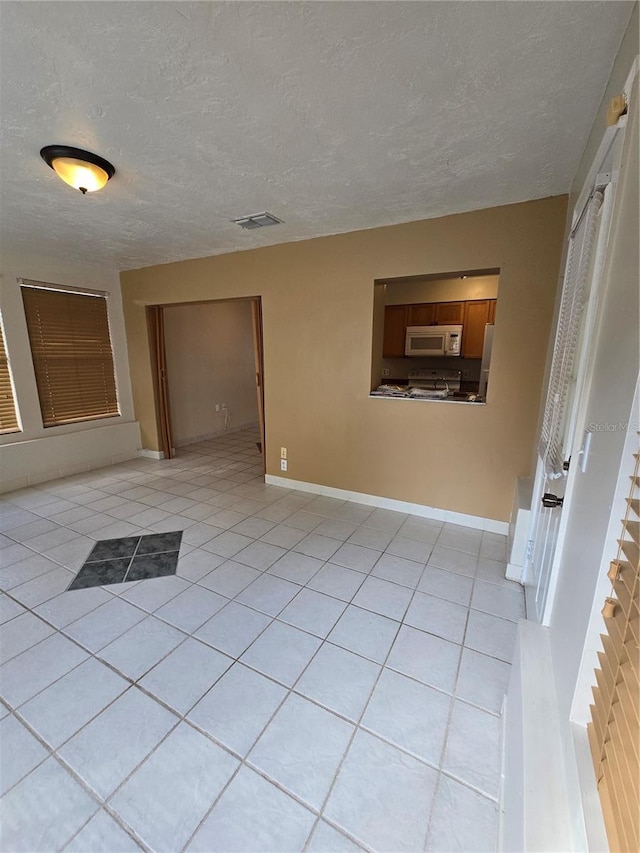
<box><xmin>0</xmin><ymin>320</ymin><xmax>20</xmax><ymax>434</ymax></box>
<box><xmin>537</xmin><ymin>190</ymin><xmax>604</xmax><ymax>476</ymax></box>
<box><xmin>588</xmin><ymin>446</ymin><xmax>640</xmax><ymax>852</ymax></box>
<box><xmin>21</xmin><ymin>285</ymin><xmax>119</xmax><ymax>427</ymax></box>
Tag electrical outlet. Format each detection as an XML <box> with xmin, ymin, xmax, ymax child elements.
<box><xmin>381</xmin><ymin>368</ymin><xmax>390</xmax><ymax>377</ymax></box>
<box><xmin>221</xmin><ymin>403</ymin><xmax>226</xmax><ymax>409</ymax></box>
<box><xmin>215</xmin><ymin>404</ymin><xmax>220</xmax><ymax>412</ymax></box>
<box><xmin>280</xmin><ymin>447</ymin><xmax>287</xmax><ymax>459</ymax></box>
<box><xmin>280</xmin><ymin>459</ymin><xmax>288</xmax><ymax>472</ymax></box>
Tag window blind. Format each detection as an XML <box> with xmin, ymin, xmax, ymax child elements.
<box><xmin>588</xmin><ymin>447</ymin><xmax>640</xmax><ymax>852</ymax></box>
<box><xmin>21</xmin><ymin>285</ymin><xmax>119</xmax><ymax>427</ymax></box>
<box><xmin>538</xmin><ymin>190</ymin><xmax>604</xmax><ymax>476</ymax></box>
<box><xmin>0</xmin><ymin>320</ymin><xmax>20</xmax><ymax>434</ymax></box>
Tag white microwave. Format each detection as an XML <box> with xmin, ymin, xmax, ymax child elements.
<box><xmin>405</xmin><ymin>325</ymin><xmax>463</xmax><ymax>357</ymax></box>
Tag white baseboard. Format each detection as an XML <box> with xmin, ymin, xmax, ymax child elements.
<box><xmin>265</xmin><ymin>474</ymin><xmax>509</xmax><ymax>534</ymax></box>
<box><xmin>138</xmin><ymin>449</ymin><xmax>165</xmax><ymax>460</ymax></box>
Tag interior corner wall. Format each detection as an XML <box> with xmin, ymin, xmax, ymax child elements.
<box><xmin>0</xmin><ymin>251</ymin><xmax>140</xmax><ymax>492</ymax></box>
<box><xmin>121</xmin><ymin>196</ymin><xmax>567</xmax><ymax>524</ymax></box>
<box><xmin>162</xmin><ymin>300</ymin><xmax>258</xmax><ymax>445</ymax></box>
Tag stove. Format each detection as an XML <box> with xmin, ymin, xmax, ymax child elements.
<box><xmin>407</xmin><ymin>368</ymin><xmax>462</xmax><ymax>398</ymax></box>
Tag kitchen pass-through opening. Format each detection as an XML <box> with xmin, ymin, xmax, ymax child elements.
<box><xmin>371</xmin><ymin>268</ymin><xmax>500</xmax><ymax>405</ymax></box>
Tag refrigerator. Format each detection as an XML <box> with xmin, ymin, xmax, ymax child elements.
<box><xmin>478</xmin><ymin>324</ymin><xmax>494</xmax><ymax>400</ymax></box>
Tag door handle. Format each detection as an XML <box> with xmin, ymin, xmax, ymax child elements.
<box><xmin>542</xmin><ymin>492</ymin><xmax>564</xmax><ymax>508</ymax></box>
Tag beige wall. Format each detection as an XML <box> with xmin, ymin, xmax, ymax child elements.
<box><xmin>121</xmin><ymin>195</ymin><xmax>567</xmax><ymax>522</ymax></box>
<box><xmin>383</xmin><ymin>274</ymin><xmax>499</xmax><ymax>305</ymax></box>
<box><xmin>163</xmin><ymin>301</ymin><xmax>258</xmax><ymax>445</ymax></box>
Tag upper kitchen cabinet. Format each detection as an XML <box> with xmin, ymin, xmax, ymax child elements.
<box><xmin>435</xmin><ymin>302</ymin><xmax>465</xmax><ymax>325</ymax></box>
<box><xmin>462</xmin><ymin>299</ymin><xmax>495</xmax><ymax>357</ymax></box>
<box><xmin>407</xmin><ymin>303</ymin><xmax>436</xmax><ymax>326</ymax></box>
<box><xmin>382</xmin><ymin>304</ymin><xmax>408</xmax><ymax>357</ymax></box>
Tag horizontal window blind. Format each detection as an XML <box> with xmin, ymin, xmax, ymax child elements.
<box><xmin>21</xmin><ymin>285</ymin><xmax>119</xmax><ymax>427</ymax></box>
<box><xmin>0</xmin><ymin>320</ymin><xmax>20</xmax><ymax>434</ymax></box>
<box><xmin>538</xmin><ymin>190</ymin><xmax>604</xmax><ymax>476</ymax></box>
<box><xmin>588</xmin><ymin>446</ymin><xmax>640</xmax><ymax>852</ymax></box>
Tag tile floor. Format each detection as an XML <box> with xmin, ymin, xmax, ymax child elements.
<box><xmin>0</xmin><ymin>429</ymin><xmax>525</xmax><ymax>852</ymax></box>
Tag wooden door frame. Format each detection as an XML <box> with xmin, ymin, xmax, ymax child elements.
<box><xmin>147</xmin><ymin>297</ymin><xmax>266</xmax><ymax>471</ymax></box>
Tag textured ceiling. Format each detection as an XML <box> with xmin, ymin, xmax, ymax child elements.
<box><xmin>0</xmin><ymin>1</ymin><xmax>633</xmax><ymax>271</ymax></box>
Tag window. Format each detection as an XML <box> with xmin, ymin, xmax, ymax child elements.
<box><xmin>21</xmin><ymin>283</ymin><xmax>119</xmax><ymax>427</ymax></box>
<box><xmin>0</xmin><ymin>318</ymin><xmax>20</xmax><ymax>434</ymax></box>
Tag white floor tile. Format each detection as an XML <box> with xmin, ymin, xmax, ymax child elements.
<box><xmin>268</xmin><ymin>551</ymin><xmax>324</xmax><ymax>584</ymax></box>
<box><xmin>328</xmin><ymin>605</ymin><xmax>399</xmax><ymax>663</ymax></box>
<box><xmin>295</xmin><ymin>642</ymin><xmax>380</xmax><ymax>721</ymax></box>
<box><xmin>437</xmin><ymin>523</ymin><xmax>482</xmax><ymax>555</ymax></box>
<box><xmin>0</xmin><ymin>611</ymin><xmax>54</xmax><ymax>664</ymax></box>
<box><xmin>65</xmin><ymin>809</ymin><xmax>142</xmax><ymax>852</ymax></box>
<box><xmin>248</xmin><ymin>693</ymin><xmax>353</xmax><ymax>809</ymax></box>
<box><xmin>471</xmin><ymin>578</ymin><xmax>525</xmax><ymax>622</ymax></box>
<box><xmin>313</xmin><ymin>518</ymin><xmax>359</xmax><ymax>542</ymax></box>
<box><xmin>0</xmin><ymin>554</ymin><xmax>61</xmax><ymax>591</ymax></box>
<box><xmin>0</xmin><ymin>715</ymin><xmax>49</xmax><ymax>795</ymax></box>
<box><xmin>404</xmin><ymin>591</ymin><xmax>468</xmax><ymax>644</ymax></box>
<box><xmin>176</xmin><ymin>548</ymin><xmax>225</xmax><ymax>582</ymax></box>
<box><xmin>346</xmin><ymin>526</ymin><xmax>393</xmax><ymax>552</ymax></box>
<box><xmin>351</xmin><ymin>576</ymin><xmax>413</xmax><ymax>621</ymax></box>
<box><xmin>385</xmin><ymin>535</ymin><xmax>433</xmax><ymax>564</ymax></box>
<box><xmin>428</xmin><ymin>544</ymin><xmax>478</xmax><ymax>577</ymax></box>
<box><xmin>240</xmin><ymin>620</ymin><xmax>321</xmax><ymax>687</ymax></box>
<box><xmin>371</xmin><ymin>553</ymin><xmax>424</xmax><ymax>588</ymax></box>
<box><xmin>456</xmin><ymin>648</ymin><xmax>511</xmax><ymax>715</ymax></box>
<box><xmin>0</xmin><ymin>594</ymin><xmax>26</xmax><ymax>625</ymax></box>
<box><xmin>329</xmin><ymin>542</ymin><xmax>380</xmax><ymax>573</ymax></box>
<box><xmin>307</xmin><ymin>563</ymin><xmax>366</xmax><ymax>602</ymax></box>
<box><xmin>260</xmin><ymin>524</ymin><xmax>308</xmax><ymax>550</ymax></box>
<box><xmin>442</xmin><ymin>700</ymin><xmax>502</xmax><ymax>799</ymax></box>
<box><xmin>110</xmin><ymin>722</ymin><xmax>238</xmax><ymax>853</ymax></box>
<box><xmin>203</xmin><ymin>530</ymin><xmax>254</xmax><ymax>559</ymax></box>
<box><xmin>155</xmin><ymin>585</ymin><xmax>227</xmax><ymax>634</ymax></box>
<box><xmin>418</xmin><ymin>565</ymin><xmax>473</xmax><ymax>606</ymax></box>
<box><xmin>307</xmin><ymin>820</ymin><xmax>365</xmax><ymax>852</ymax></box>
<box><xmin>293</xmin><ymin>533</ymin><xmax>341</xmax><ymax>561</ymax></box>
<box><xmin>0</xmin><ymin>758</ymin><xmax>98</xmax><ymax>853</ymax></box>
<box><xmin>365</xmin><ymin>508</ymin><xmax>408</xmax><ymax>533</ymax></box>
<box><xmin>188</xmin><ymin>662</ymin><xmax>286</xmax><ymax>756</ymax></box>
<box><xmin>43</xmin><ymin>536</ymin><xmax>96</xmax><ymax>570</ymax></box>
<box><xmin>58</xmin><ymin>687</ymin><xmax>177</xmax><ymax>798</ymax></box>
<box><xmin>187</xmin><ymin>765</ymin><xmax>315</xmax><ymax>852</ymax></box>
<box><xmin>464</xmin><ymin>610</ymin><xmax>518</xmax><ymax>663</ymax></box>
<box><xmin>387</xmin><ymin>626</ymin><xmax>461</xmax><ymax>694</ymax></box>
<box><xmin>325</xmin><ymin>730</ymin><xmax>437</xmax><ymax>852</ymax></box>
<box><xmin>0</xmin><ymin>633</ymin><xmax>88</xmax><ymax>708</ymax></box>
<box><xmin>119</xmin><ymin>574</ymin><xmax>191</xmax><ymax>612</ymax></box>
<box><xmin>427</xmin><ymin>774</ymin><xmax>499</xmax><ymax>852</ymax></box>
<box><xmin>236</xmin><ymin>573</ymin><xmax>300</xmax><ymax>616</ymax></box>
<box><xmin>195</xmin><ymin>601</ymin><xmax>271</xmax><ymax>658</ymax></box>
<box><xmin>362</xmin><ymin>668</ymin><xmax>451</xmax><ymax>766</ymax></box>
<box><xmin>140</xmin><ymin>638</ymin><xmax>233</xmax><ymax>715</ymax></box>
<box><xmin>279</xmin><ymin>588</ymin><xmax>346</xmax><ymax>638</ymax></box>
<box><xmin>34</xmin><ymin>585</ymin><xmax>112</xmax><ymax>628</ymax></box>
<box><xmin>97</xmin><ymin>616</ymin><xmax>186</xmax><ymax>680</ymax></box>
<box><xmin>198</xmin><ymin>560</ymin><xmax>261</xmax><ymax>597</ymax></box>
<box><xmin>18</xmin><ymin>657</ymin><xmax>128</xmax><ymax>748</ymax></box>
<box><xmin>63</xmin><ymin>597</ymin><xmax>146</xmax><ymax>652</ymax></box>
<box><xmin>10</xmin><ymin>567</ymin><xmax>74</xmax><ymax>608</ymax></box>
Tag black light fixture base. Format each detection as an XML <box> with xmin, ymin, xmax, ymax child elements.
<box><xmin>40</xmin><ymin>145</ymin><xmax>116</xmax><ymax>181</ymax></box>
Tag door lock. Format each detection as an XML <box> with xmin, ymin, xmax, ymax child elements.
<box><xmin>542</xmin><ymin>492</ymin><xmax>564</xmax><ymax>508</ymax></box>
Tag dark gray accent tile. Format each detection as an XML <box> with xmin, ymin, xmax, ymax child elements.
<box><xmin>68</xmin><ymin>559</ymin><xmax>130</xmax><ymax>591</ymax></box>
<box><xmin>86</xmin><ymin>537</ymin><xmax>141</xmax><ymax>562</ymax></box>
<box><xmin>127</xmin><ymin>552</ymin><xmax>179</xmax><ymax>582</ymax></box>
<box><xmin>137</xmin><ymin>531</ymin><xmax>183</xmax><ymax>556</ymax></box>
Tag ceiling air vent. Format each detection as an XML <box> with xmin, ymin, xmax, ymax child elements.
<box><xmin>233</xmin><ymin>211</ymin><xmax>283</xmax><ymax>230</ymax></box>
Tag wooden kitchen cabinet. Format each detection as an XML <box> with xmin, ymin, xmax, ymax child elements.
<box><xmin>435</xmin><ymin>302</ymin><xmax>465</xmax><ymax>325</ymax></box>
<box><xmin>382</xmin><ymin>305</ymin><xmax>408</xmax><ymax>357</ymax></box>
<box><xmin>407</xmin><ymin>303</ymin><xmax>436</xmax><ymax>326</ymax></box>
<box><xmin>462</xmin><ymin>299</ymin><xmax>496</xmax><ymax>358</ymax></box>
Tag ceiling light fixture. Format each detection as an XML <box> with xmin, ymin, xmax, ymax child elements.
<box><xmin>40</xmin><ymin>145</ymin><xmax>115</xmax><ymax>194</ymax></box>
<box><xmin>233</xmin><ymin>212</ymin><xmax>283</xmax><ymax>230</ymax></box>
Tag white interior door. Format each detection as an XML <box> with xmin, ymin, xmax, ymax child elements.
<box><xmin>525</xmin><ymin>181</ymin><xmax>615</xmax><ymax>623</ymax></box>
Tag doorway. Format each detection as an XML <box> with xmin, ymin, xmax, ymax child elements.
<box><xmin>147</xmin><ymin>297</ymin><xmax>265</xmax><ymax>473</ymax></box>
